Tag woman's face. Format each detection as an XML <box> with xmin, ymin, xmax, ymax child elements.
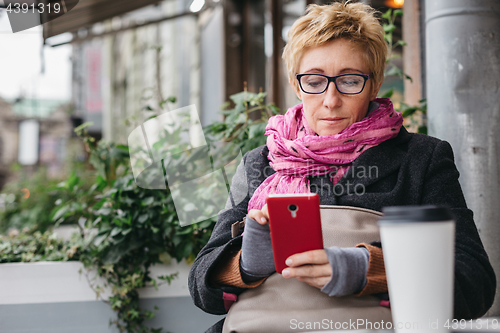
<box><xmin>292</xmin><ymin>39</ymin><xmax>381</xmax><ymax>136</ymax></box>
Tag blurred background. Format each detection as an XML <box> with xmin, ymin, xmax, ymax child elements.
<box><xmin>0</xmin><ymin>0</ymin><xmax>408</xmax><ymax>190</ymax></box>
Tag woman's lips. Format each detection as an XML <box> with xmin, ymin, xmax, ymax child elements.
<box><xmin>321</xmin><ymin>117</ymin><xmax>345</xmax><ymax>124</ymax></box>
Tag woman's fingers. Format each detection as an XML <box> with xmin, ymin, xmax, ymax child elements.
<box><xmin>282</xmin><ymin>262</ymin><xmax>332</xmax><ymax>279</ymax></box>
<box><xmin>285</xmin><ymin>249</ymin><xmax>329</xmax><ymax>267</ymax></box>
<box><xmin>247</xmin><ymin>204</ymin><xmax>269</xmax><ymax>225</ymax></box>
<box><xmin>261</xmin><ymin>204</ymin><xmax>269</xmax><ymax>220</ymax></box>
<box><xmin>282</xmin><ymin>263</ymin><xmax>332</xmax><ymax>289</ymax></box>
<box><xmin>296</xmin><ymin>276</ymin><xmax>332</xmax><ymax>289</ymax></box>
<box><xmin>281</xmin><ymin>250</ymin><xmax>332</xmax><ymax>289</ymax></box>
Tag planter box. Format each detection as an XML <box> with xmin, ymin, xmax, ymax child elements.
<box><xmin>0</xmin><ymin>261</ymin><xmax>223</xmax><ymax>333</ymax></box>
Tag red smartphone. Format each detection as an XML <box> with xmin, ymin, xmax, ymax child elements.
<box><xmin>266</xmin><ymin>193</ymin><xmax>324</xmax><ymax>274</ymax></box>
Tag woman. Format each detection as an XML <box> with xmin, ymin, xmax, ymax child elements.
<box><xmin>189</xmin><ymin>2</ymin><xmax>496</xmax><ymax>332</ymax></box>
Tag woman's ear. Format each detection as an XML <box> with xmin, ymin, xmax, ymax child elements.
<box><xmin>290</xmin><ymin>78</ymin><xmax>302</xmax><ymax>101</ymax></box>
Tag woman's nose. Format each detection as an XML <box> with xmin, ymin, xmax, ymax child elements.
<box><xmin>322</xmin><ymin>81</ymin><xmax>342</xmax><ymax>109</ymax></box>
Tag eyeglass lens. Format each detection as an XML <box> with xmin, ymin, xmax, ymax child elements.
<box><xmin>300</xmin><ymin>74</ymin><xmax>365</xmax><ymax>94</ymax></box>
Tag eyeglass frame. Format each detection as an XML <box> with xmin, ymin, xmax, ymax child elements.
<box><xmin>295</xmin><ymin>73</ymin><xmax>370</xmax><ymax>95</ymax></box>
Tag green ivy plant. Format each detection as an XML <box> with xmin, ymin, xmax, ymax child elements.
<box><xmin>203</xmin><ymin>90</ymin><xmax>281</xmax><ymax>155</ymax></box>
<box><xmin>382</xmin><ymin>8</ymin><xmax>409</xmax><ymax>81</ymax></box>
<box><xmin>67</xmin><ymin>90</ymin><xmax>277</xmax><ymax>332</ymax></box>
<box><xmin>60</xmin><ymin>121</ymin><xmax>214</xmax><ymax>333</ymax></box>
<box><xmin>0</xmin><ymin>166</ymin><xmax>73</xmax><ymax>234</ymax></box>
<box><xmin>0</xmin><ymin>228</ymin><xmax>83</xmax><ymax>263</ymax></box>
<box><xmin>0</xmin><ymin>87</ymin><xmax>277</xmax><ymax>333</ymax></box>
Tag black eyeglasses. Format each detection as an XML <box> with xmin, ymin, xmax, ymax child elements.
<box><xmin>296</xmin><ymin>73</ymin><xmax>370</xmax><ymax>95</ymax></box>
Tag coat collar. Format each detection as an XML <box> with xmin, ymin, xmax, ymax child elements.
<box><xmin>335</xmin><ymin>126</ymin><xmax>412</xmax><ymax>190</ymax></box>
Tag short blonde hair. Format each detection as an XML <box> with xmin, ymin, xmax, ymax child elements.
<box><xmin>282</xmin><ymin>1</ymin><xmax>387</xmax><ymax>96</ymax></box>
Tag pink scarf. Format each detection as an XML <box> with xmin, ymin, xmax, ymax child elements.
<box><xmin>247</xmin><ymin>97</ymin><xmax>403</xmax><ymax>211</ymax></box>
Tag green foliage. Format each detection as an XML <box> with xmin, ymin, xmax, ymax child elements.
<box><xmin>0</xmin><ymin>162</ymin><xmax>94</xmax><ymax>234</ymax></box>
<box><xmin>66</xmin><ymin>114</ymin><xmax>213</xmax><ymax>332</ymax></box>
<box><xmin>1</xmin><ymin>90</ymin><xmax>274</xmax><ymax>332</ymax></box>
<box><xmin>380</xmin><ymin>8</ymin><xmax>427</xmax><ymax>134</ymax></box>
<box><xmin>0</xmin><ymin>168</ymin><xmax>59</xmax><ymax>233</ymax></box>
<box><xmin>203</xmin><ymin>91</ymin><xmax>281</xmax><ymax>154</ymax></box>
<box><xmin>0</xmin><ymin>229</ymin><xmax>84</xmax><ymax>263</ymax></box>
<box><xmin>382</xmin><ymin>8</ymin><xmax>410</xmax><ymax>82</ymax></box>
<box><xmin>67</xmin><ymin>94</ymin><xmax>224</xmax><ymax>332</ymax></box>
<box><xmin>400</xmin><ymin>99</ymin><xmax>427</xmax><ymax>134</ymax></box>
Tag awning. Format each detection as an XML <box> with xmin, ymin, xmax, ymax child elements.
<box><xmin>42</xmin><ymin>0</ymin><xmax>161</xmax><ymax>40</ymax></box>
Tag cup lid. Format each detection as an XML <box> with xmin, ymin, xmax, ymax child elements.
<box><xmin>379</xmin><ymin>205</ymin><xmax>453</xmax><ymax>224</ymax></box>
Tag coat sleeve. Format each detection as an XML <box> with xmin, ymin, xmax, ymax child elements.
<box><xmin>188</xmin><ymin>152</ymin><xmax>253</xmax><ymax>315</ymax></box>
<box><xmin>421</xmin><ymin>140</ymin><xmax>496</xmax><ymax>319</ymax></box>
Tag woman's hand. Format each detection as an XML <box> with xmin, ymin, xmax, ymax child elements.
<box><xmin>248</xmin><ymin>206</ymin><xmax>332</xmax><ymax>289</ymax></box>
<box><xmin>281</xmin><ymin>249</ymin><xmax>332</xmax><ymax>290</ymax></box>
<box><xmin>247</xmin><ymin>204</ymin><xmax>269</xmax><ymax>225</ymax></box>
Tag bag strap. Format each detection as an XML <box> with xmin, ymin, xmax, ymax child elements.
<box><xmin>231</xmin><ymin>218</ymin><xmax>246</xmax><ymax>238</ymax></box>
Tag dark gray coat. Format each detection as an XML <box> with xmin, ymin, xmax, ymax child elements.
<box><xmin>188</xmin><ymin>127</ymin><xmax>496</xmax><ymax>330</ymax></box>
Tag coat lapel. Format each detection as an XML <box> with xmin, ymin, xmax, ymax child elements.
<box><xmin>335</xmin><ymin>127</ymin><xmax>412</xmax><ymax>192</ymax></box>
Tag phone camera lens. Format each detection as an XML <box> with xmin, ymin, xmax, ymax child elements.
<box><xmin>288</xmin><ymin>204</ymin><xmax>297</xmax><ymax>212</ymax></box>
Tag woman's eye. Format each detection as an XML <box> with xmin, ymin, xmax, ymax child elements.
<box><xmin>339</xmin><ymin>77</ymin><xmax>362</xmax><ymax>86</ymax></box>
<box><xmin>306</xmin><ymin>80</ymin><xmax>323</xmax><ymax>87</ymax></box>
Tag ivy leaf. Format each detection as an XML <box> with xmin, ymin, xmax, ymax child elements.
<box><xmin>182</xmin><ymin>242</ymin><xmax>194</xmax><ymax>259</ymax></box>
<box><xmin>93</xmin><ymin>217</ymin><xmax>102</xmax><ymax>226</ymax></box>
<box><xmin>383</xmin><ymin>23</ymin><xmax>395</xmax><ymax>33</ymax></box>
<box><xmin>96</xmin><ymin>207</ymin><xmax>111</xmax><ymax>216</ymax></box>
<box><xmin>382</xmin><ymin>8</ymin><xmax>392</xmax><ymax>20</ymax></box>
<box><xmin>111</xmin><ymin>300</ymin><xmax>122</xmax><ymax>310</ymax></box>
<box><xmin>159</xmin><ymin>96</ymin><xmax>176</xmax><ymax>109</ymax></box>
<box><xmin>142</xmin><ymin>197</ymin><xmax>154</xmax><ymax>206</ymax></box>
<box><xmin>384</xmin><ymin>33</ymin><xmax>392</xmax><ymax>45</ymax></box>
<box><xmin>379</xmin><ymin>88</ymin><xmax>394</xmax><ymax>98</ymax></box>
<box><xmin>159</xmin><ymin>252</ymin><xmax>172</xmax><ymax>265</ymax></box>
<box><xmin>248</xmin><ymin>122</ymin><xmax>266</xmax><ymax>139</ymax></box>
<box><xmin>110</xmin><ymin>228</ymin><xmax>122</xmax><ymax>237</ymax></box>
<box><xmin>101</xmin><ymin>236</ymin><xmax>142</xmax><ymax>264</ymax></box>
<box><xmin>172</xmin><ymin>235</ymin><xmax>182</xmax><ymax>246</ymax></box>
<box><xmin>385</xmin><ymin>66</ymin><xmax>402</xmax><ymax>78</ymax></box>
<box><xmin>402</xmin><ymin>107</ymin><xmax>419</xmax><ymax>117</ymax></box>
<box><xmin>128</xmin><ymin>310</ymin><xmax>140</xmax><ymax>319</ymax></box>
<box><xmin>93</xmin><ymin>234</ymin><xmax>108</xmax><ymax>246</ymax></box>
<box><xmin>51</xmin><ymin>206</ymin><xmax>69</xmax><ymax>222</ymax></box>
<box><xmin>121</xmin><ymin>228</ymin><xmax>132</xmax><ymax>236</ymax></box>
<box><xmin>198</xmin><ymin>220</ymin><xmax>214</xmax><ymax>229</ymax></box>
<box><xmin>138</xmin><ymin>214</ymin><xmax>149</xmax><ymax>224</ymax></box>
<box><xmin>158</xmin><ymin>272</ymin><xmax>178</xmax><ymax>284</ymax></box>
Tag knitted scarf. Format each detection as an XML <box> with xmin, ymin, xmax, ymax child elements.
<box><xmin>247</xmin><ymin>97</ymin><xmax>403</xmax><ymax>212</ymax></box>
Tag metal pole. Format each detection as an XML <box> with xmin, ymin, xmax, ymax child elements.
<box><xmin>425</xmin><ymin>0</ymin><xmax>500</xmax><ymax>316</ymax></box>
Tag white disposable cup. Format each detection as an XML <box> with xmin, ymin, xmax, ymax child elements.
<box><xmin>379</xmin><ymin>206</ymin><xmax>455</xmax><ymax>333</ymax></box>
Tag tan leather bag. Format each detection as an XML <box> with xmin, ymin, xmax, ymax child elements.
<box><xmin>222</xmin><ymin>205</ymin><xmax>392</xmax><ymax>333</ymax></box>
